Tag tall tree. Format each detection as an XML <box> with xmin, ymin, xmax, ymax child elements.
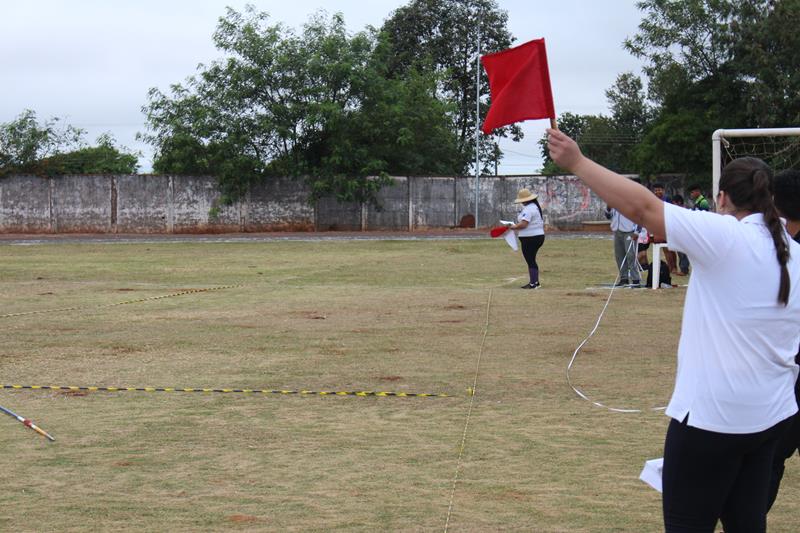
<box><xmin>602</xmin><ymin>72</ymin><xmax>653</xmax><ymax>172</ymax></box>
<box><xmin>380</xmin><ymin>0</ymin><xmax>517</xmax><ymax>173</ymax></box>
<box><xmin>621</xmin><ymin>0</ymin><xmax>793</xmax><ymax>182</ymax></box>
<box><xmin>733</xmin><ymin>0</ymin><xmax>800</xmax><ymax>126</ymax></box>
<box><xmin>141</xmin><ymin>6</ymin><xmax>461</xmax><ymax>205</ymax></box>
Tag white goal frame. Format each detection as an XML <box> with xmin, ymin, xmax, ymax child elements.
<box><xmin>712</xmin><ymin>127</ymin><xmax>800</xmax><ymax>200</ymax></box>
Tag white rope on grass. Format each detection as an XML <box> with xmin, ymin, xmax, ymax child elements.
<box><xmin>443</xmin><ymin>288</ymin><xmax>493</xmax><ymax>533</ymax></box>
<box><xmin>567</xmin><ymin>236</ymin><xmax>667</xmax><ymax>413</ymax></box>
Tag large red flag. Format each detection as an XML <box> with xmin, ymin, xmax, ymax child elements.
<box><xmin>480</xmin><ymin>38</ymin><xmax>555</xmax><ymax>134</ymax></box>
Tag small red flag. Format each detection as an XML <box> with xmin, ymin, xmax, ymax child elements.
<box><xmin>480</xmin><ymin>38</ymin><xmax>555</xmax><ymax>134</ymax></box>
<box><xmin>490</xmin><ymin>226</ymin><xmax>509</xmax><ymax>238</ymax></box>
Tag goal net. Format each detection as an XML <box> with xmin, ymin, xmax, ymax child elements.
<box><xmin>712</xmin><ymin>128</ymin><xmax>800</xmax><ymax>201</ymax></box>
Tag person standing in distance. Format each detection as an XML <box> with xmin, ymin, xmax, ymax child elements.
<box><xmin>689</xmin><ymin>185</ymin><xmax>711</xmax><ymax>211</ymax></box>
<box><xmin>508</xmin><ymin>188</ymin><xmax>545</xmax><ymax>289</ymax></box>
<box><xmin>605</xmin><ymin>204</ymin><xmax>641</xmax><ymax>287</ymax></box>
<box><xmin>547</xmin><ymin>128</ymin><xmax>800</xmax><ymax>533</ymax></box>
<box><xmin>767</xmin><ymin>168</ymin><xmax>800</xmax><ymax>512</ymax></box>
<box><xmin>671</xmin><ymin>195</ymin><xmax>690</xmax><ymax>276</ymax></box>
<box><xmin>652</xmin><ymin>183</ymin><xmax>678</xmax><ymax>274</ymax></box>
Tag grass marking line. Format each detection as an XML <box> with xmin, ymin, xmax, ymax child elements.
<box><xmin>2</xmin><ymin>384</ymin><xmax>451</xmax><ymax>398</ymax></box>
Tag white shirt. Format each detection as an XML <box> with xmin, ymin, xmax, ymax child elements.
<box><xmin>516</xmin><ymin>203</ymin><xmax>544</xmax><ymax>237</ymax></box>
<box><xmin>664</xmin><ymin>202</ymin><xmax>800</xmax><ymax>433</ymax></box>
<box><xmin>607</xmin><ymin>208</ymin><xmax>638</xmax><ymax>232</ymax></box>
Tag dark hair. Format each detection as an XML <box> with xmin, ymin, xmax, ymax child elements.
<box><xmin>653</xmin><ymin>183</ymin><xmax>665</xmax><ymax>189</ymax></box>
<box><xmin>689</xmin><ymin>185</ymin><xmax>702</xmax><ymax>192</ymax></box>
<box><xmin>526</xmin><ymin>198</ymin><xmax>544</xmax><ymax>220</ymax></box>
<box><xmin>774</xmin><ymin>169</ymin><xmax>800</xmax><ymax>221</ymax></box>
<box><xmin>719</xmin><ymin>157</ymin><xmax>790</xmax><ymax>305</ymax></box>
<box><xmin>672</xmin><ymin>194</ymin><xmax>684</xmax><ymax>205</ymax></box>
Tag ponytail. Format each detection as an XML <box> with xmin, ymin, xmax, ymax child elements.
<box><xmin>720</xmin><ymin>157</ymin><xmax>790</xmax><ymax>305</ymax></box>
<box><xmin>532</xmin><ymin>198</ymin><xmax>543</xmax><ymax>221</ymax></box>
<box><xmin>753</xmin><ymin>170</ymin><xmax>791</xmax><ymax>305</ymax></box>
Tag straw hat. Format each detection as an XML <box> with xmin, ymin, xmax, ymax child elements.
<box><xmin>514</xmin><ymin>188</ymin><xmax>538</xmax><ymax>203</ymax></box>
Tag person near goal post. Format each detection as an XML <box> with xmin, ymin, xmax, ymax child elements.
<box><xmin>767</xmin><ymin>168</ymin><xmax>800</xmax><ymax>514</ymax></box>
<box><xmin>547</xmin><ymin>128</ymin><xmax>800</xmax><ymax>533</ymax></box>
<box><xmin>604</xmin><ymin>204</ymin><xmax>642</xmax><ymax>287</ymax></box>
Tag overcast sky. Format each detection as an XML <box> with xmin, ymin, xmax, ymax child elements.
<box><xmin>1</xmin><ymin>1</ymin><xmax>646</xmax><ymax>174</ymax></box>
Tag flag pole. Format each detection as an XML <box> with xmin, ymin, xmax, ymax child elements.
<box><xmin>474</xmin><ymin>23</ymin><xmax>481</xmax><ymax>229</ymax></box>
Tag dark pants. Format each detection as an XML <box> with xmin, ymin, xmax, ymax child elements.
<box><xmin>662</xmin><ymin>416</ymin><xmax>790</xmax><ymax>533</ymax></box>
<box><xmin>519</xmin><ymin>235</ymin><xmax>545</xmax><ymax>270</ymax></box>
<box><xmin>519</xmin><ymin>235</ymin><xmax>545</xmax><ymax>285</ymax></box>
<box><xmin>678</xmin><ymin>252</ymin><xmax>690</xmax><ymax>274</ymax></box>
<box><xmin>767</xmin><ymin>370</ymin><xmax>800</xmax><ymax>511</ymax></box>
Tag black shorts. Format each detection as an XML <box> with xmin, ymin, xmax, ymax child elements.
<box><xmin>638</xmin><ymin>242</ymin><xmax>650</xmax><ymax>253</ymax></box>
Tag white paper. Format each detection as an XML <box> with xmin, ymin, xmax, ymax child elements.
<box><xmin>639</xmin><ymin>457</ymin><xmax>664</xmax><ymax>493</ymax></box>
<box><xmin>499</xmin><ymin>219</ymin><xmax>514</xmax><ymax>226</ymax></box>
<box><xmin>503</xmin><ymin>229</ymin><xmax>518</xmax><ymax>251</ymax></box>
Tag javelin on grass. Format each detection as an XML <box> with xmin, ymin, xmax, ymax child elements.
<box><xmin>0</xmin><ymin>403</ymin><xmax>56</xmax><ymax>441</ymax></box>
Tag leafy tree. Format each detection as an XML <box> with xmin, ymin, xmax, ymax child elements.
<box><xmin>622</xmin><ymin>0</ymin><xmax>800</xmax><ymax>183</ymax></box>
<box><xmin>380</xmin><ymin>0</ymin><xmax>517</xmax><ymax>173</ymax></box>
<box><xmin>141</xmin><ymin>6</ymin><xmax>461</xmax><ymax>205</ymax></box>
<box><xmin>0</xmin><ymin>110</ymin><xmax>83</xmax><ymax>175</ymax></box>
<box><xmin>1</xmin><ymin>110</ymin><xmax>138</xmax><ymax>176</ymax></box>
<box><xmin>732</xmin><ymin>0</ymin><xmax>800</xmax><ymax>126</ymax></box>
<box><xmin>40</xmin><ymin>134</ymin><xmax>139</xmax><ymax>175</ymax></box>
<box><xmin>606</xmin><ymin>72</ymin><xmax>653</xmax><ymax>139</ymax></box>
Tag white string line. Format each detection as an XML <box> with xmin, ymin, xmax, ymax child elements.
<box><xmin>567</xmin><ymin>235</ymin><xmax>667</xmax><ymax>413</ymax></box>
<box><xmin>443</xmin><ymin>288</ymin><xmax>493</xmax><ymax>533</ymax></box>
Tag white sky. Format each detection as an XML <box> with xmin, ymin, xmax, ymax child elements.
<box><xmin>0</xmin><ymin>1</ymin><xmax>646</xmax><ymax>174</ymax></box>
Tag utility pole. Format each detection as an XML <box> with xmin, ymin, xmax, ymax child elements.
<box><xmin>474</xmin><ymin>21</ymin><xmax>481</xmax><ymax>228</ymax></box>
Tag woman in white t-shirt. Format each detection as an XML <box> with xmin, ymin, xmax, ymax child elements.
<box><xmin>547</xmin><ymin>128</ymin><xmax>800</xmax><ymax>533</ymax></box>
<box><xmin>509</xmin><ymin>188</ymin><xmax>545</xmax><ymax>289</ymax></box>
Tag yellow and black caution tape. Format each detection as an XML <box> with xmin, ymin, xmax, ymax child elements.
<box><xmin>2</xmin><ymin>384</ymin><xmax>451</xmax><ymax>398</ymax></box>
<box><xmin>0</xmin><ymin>284</ymin><xmax>244</xmax><ymax>319</ymax></box>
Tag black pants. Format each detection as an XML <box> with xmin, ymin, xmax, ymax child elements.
<box><xmin>519</xmin><ymin>235</ymin><xmax>545</xmax><ymax>269</ymax></box>
<box><xmin>767</xmin><ymin>371</ymin><xmax>800</xmax><ymax>511</ymax></box>
<box><xmin>662</xmin><ymin>416</ymin><xmax>791</xmax><ymax>533</ymax></box>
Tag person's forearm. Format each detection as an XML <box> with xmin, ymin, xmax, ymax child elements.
<box><xmin>547</xmin><ymin>128</ymin><xmax>666</xmax><ymax>239</ymax></box>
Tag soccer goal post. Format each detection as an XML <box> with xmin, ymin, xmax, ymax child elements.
<box><xmin>712</xmin><ymin>127</ymin><xmax>800</xmax><ymax>200</ymax></box>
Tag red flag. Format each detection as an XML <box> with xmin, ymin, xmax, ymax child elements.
<box><xmin>490</xmin><ymin>226</ymin><xmax>509</xmax><ymax>238</ymax></box>
<box><xmin>480</xmin><ymin>38</ymin><xmax>555</xmax><ymax>134</ymax></box>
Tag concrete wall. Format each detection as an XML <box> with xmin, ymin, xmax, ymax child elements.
<box><xmin>0</xmin><ymin>173</ymin><xmax>614</xmax><ymax>233</ymax></box>
<box><xmin>0</xmin><ymin>175</ymin><xmax>52</xmax><ymax>232</ymax></box>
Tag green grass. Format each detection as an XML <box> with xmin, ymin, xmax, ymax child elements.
<box><xmin>0</xmin><ymin>237</ymin><xmax>796</xmax><ymax>531</ymax></box>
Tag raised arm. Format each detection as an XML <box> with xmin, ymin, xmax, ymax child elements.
<box><xmin>547</xmin><ymin>128</ymin><xmax>665</xmax><ymax>239</ymax></box>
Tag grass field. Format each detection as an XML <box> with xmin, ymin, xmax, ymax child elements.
<box><xmin>0</xmin><ymin>235</ymin><xmax>797</xmax><ymax>532</ymax></box>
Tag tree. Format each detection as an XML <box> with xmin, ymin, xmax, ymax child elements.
<box><xmin>0</xmin><ymin>110</ymin><xmax>83</xmax><ymax>175</ymax></box>
<box><xmin>732</xmin><ymin>0</ymin><xmax>800</xmax><ymax>126</ymax></box>
<box><xmin>141</xmin><ymin>6</ymin><xmax>462</xmax><ymax>205</ymax></box>
<box><xmin>601</xmin><ymin>72</ymin><xmax>653</xmax><ymax>172</ymax></box>
<box><xmin>380</xmin><ymin>0</ymin><xmax>518</xmax><ymax>173</ymax></box>
<box><xmin>1</xmin><ymin>110</ymin><xmax>138</xmax><ymax>176</ymax></box>
<box><xmin>622</xmin><ymin>0</ymin><xmax>800</xmax><ymax>182</ymax></box>
<box><xmin>41</xmin><ymin>133</ymin><xmax>139</xmax><ymax>175</ymax></box>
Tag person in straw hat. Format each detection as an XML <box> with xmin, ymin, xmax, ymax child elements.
<box><xmin>508</xmin><ymin>188</ymin><xmax>545</xmax><ymax>289</ymax></box>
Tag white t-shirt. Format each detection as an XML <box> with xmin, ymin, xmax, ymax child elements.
<box><xmin>608</xmin><ymin>208</ymin><xmax>637</xmax><ymax>232</ymax></box>
<box><xmin>664</xmin><ymin>202</ymin><xmax>800</xmax><ymax>433</ymax></box>
<box><xmin>517</xmin><ymin>203</ymin><xmax>544</xmax><ymax>237</ymax></box>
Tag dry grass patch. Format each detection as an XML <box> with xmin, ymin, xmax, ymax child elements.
<box><xmin>0</xmin><ymin>237</ymin><xmax>796</xmax><ymax>531</ymax></box>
